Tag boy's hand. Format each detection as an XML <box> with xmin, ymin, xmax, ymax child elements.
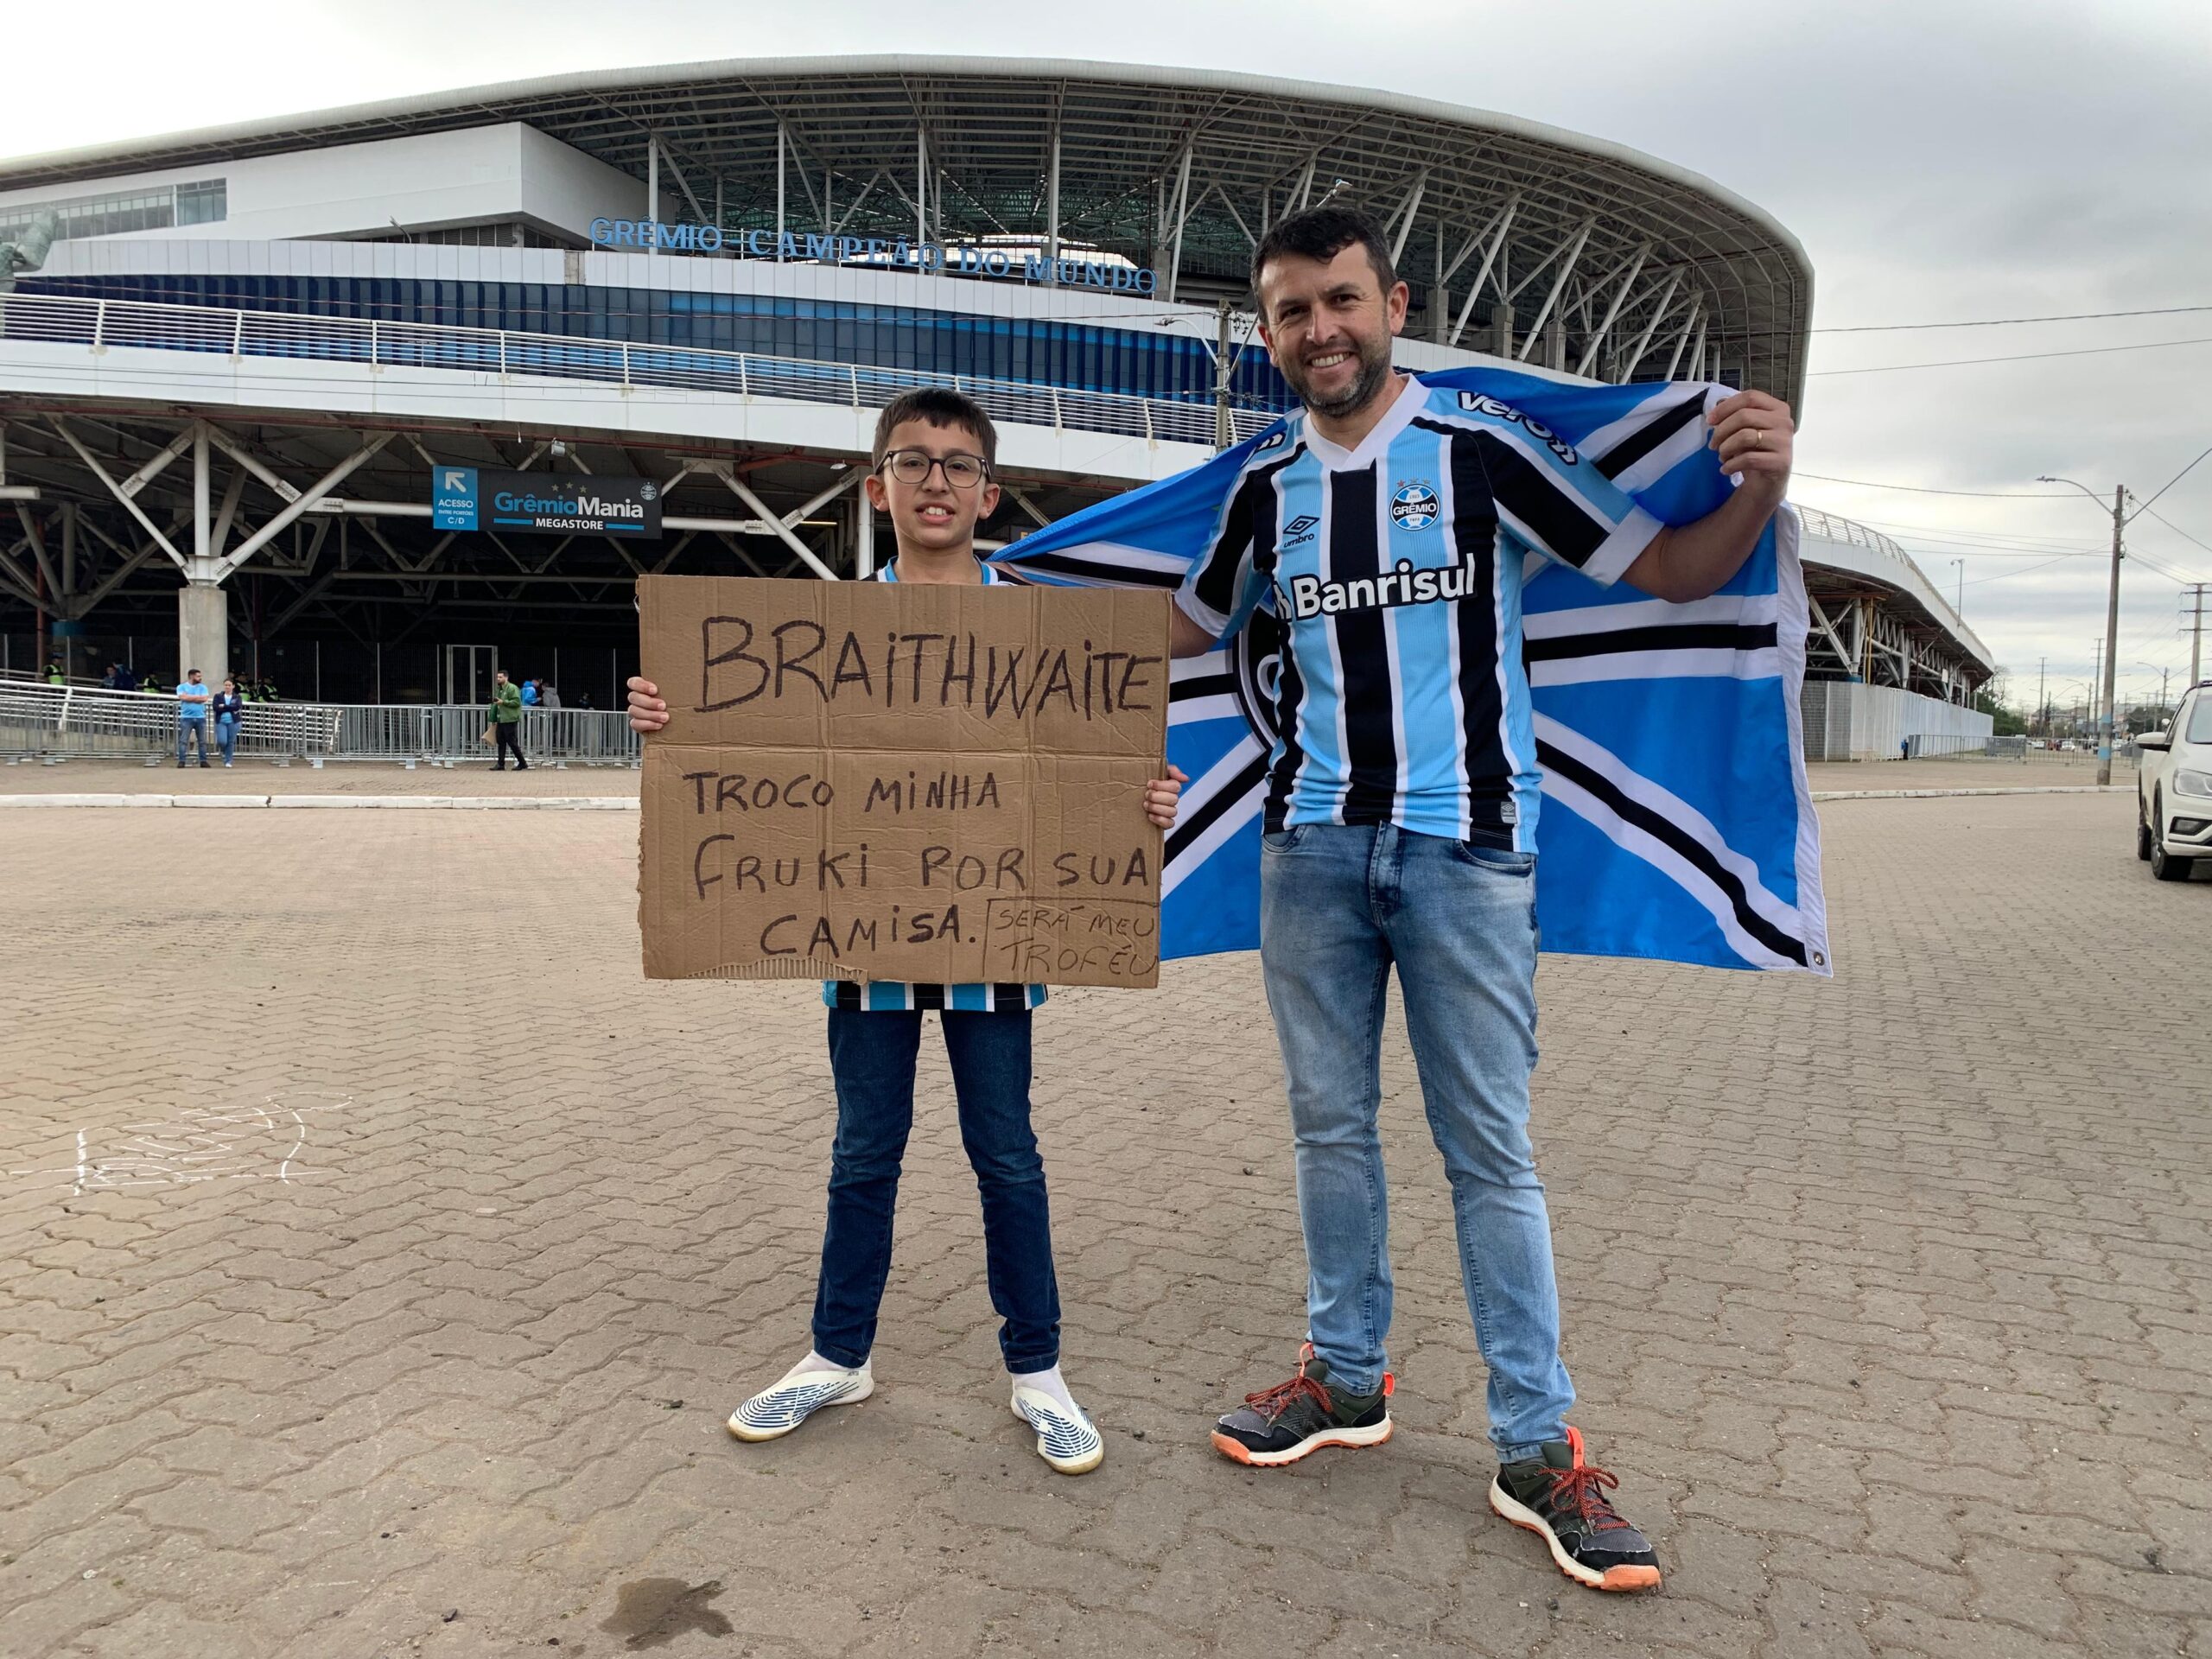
<box><xmin>627</xmin><ymin>676</ymin><xmax>670</xmax><ymax>734</ymax></box>
<box><xmin>1144</xmin><ymin>764</ymin><xmax>1188</xmax><ymax>830</ymax></box>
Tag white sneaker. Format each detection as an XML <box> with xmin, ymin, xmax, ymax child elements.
<box><xmin>726</xmin><ymin>1361</ymin><xmax>872</xmax><ymax>1442</ymax></box>
<box><xmin>1011</xmin><ymin>1383</ymin><xmax>1104</xmax><ymax>1475</ymax></box>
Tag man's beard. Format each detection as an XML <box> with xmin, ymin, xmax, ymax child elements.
<box><xmin>1285</xmin><ymin>332</ymin><xmax>1395</xmax><ymax>420</ymax></box>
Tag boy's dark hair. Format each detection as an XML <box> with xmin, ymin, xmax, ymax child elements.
<box><xmin>1249</xmin><ymin>205</ymin><xmax>1398</xmax><ymax>305</ymax></box>
<box><xmin>871</xmin><ymin>387</ymin><xmax>998</xmax><ymax>471</ymax></box>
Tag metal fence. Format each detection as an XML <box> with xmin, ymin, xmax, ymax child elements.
<box><xmin>333</xmin><ymin>703</ymin><xmax>639</xmax><ymax>762</ymax></box>
<box><xmin>1</xmin><ymin>680</ymin><xmax>639</xmax><ymax>763</ymax></box>
<box><xmin>0</xmin><ymin>290</ymin><xmax>1275</xmax><ymax>449</ymax></box>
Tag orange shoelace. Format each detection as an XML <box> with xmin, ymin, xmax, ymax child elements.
<box><xmin>1545</xmin><ymin>1458</ymin><xmax>1632</xmax><ymax>1534</ymax></box>
<box><xmin>1243</xmin><ymin>1370</ymin><xmax>1333</xmax><ymax>1422</ymax></box>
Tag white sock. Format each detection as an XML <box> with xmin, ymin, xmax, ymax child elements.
<box><xmin>783</xmin><ymin>1348</ymin><xmax>866</xmax><ymax>1383</ymax></box>
<box><xmin>1012</xmin><ymin>1363</ymin><xmax>1079</xmax><ymax>1414</ymax></box>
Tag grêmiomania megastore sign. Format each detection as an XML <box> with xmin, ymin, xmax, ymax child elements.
<box><xmin>587</xmin><ymin>219</ymin><xmax>1159</xmax><ymax>295</ymax></box>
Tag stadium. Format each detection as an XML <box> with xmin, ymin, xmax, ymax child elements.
<box><xmin>0</xmin><ymin>55</ymin><xmax>1990</xmax><ymax>755</ymax></box>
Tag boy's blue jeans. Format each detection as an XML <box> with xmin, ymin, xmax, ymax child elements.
<box><xmin>1258</xmin><ymin>820</ymin><xmax>1575</xmax><ymax>1462</ymax></box>
<box><xmin>176</xmin><ymin>719</ymin><xmax>209</xmax><ymax>764</ymax></box>
<box><xmin>812</xmin><ymin>1008</ymin><xmax>1060</xmax><ymax>1374</ymax></box>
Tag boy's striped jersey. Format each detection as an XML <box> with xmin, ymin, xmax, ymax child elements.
<box><xmin>820</xmin><ymin>556</ymin><xmax>1049</xmax><ymax>1014</ymax></box>
<box><xmin>1175</xmin><ymin>375</ymin><xmax>1664</xmax><ymax>846</ymax></box>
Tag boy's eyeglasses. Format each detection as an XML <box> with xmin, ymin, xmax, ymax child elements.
<box><xmin>878</xmin><ymin>450</ymin><xmax>990</xmax><ymax>490</ymax></box>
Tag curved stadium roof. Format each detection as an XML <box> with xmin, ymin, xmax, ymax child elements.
<box><xmin>0</xmin><ymin>57</ymin><xmax>1812</xmax><ymax>407</ymax></box>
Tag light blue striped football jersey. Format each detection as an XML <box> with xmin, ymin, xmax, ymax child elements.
<box><xmin>1175</xmin><ymin>375</ymin><xmax>1662</xmax><ymax>847</ymax></box>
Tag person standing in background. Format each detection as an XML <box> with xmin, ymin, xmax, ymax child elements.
<box><xmin>175</xmin><ymin>669</ymin><xmax>213</xmax><ymax>767</ymax></box>
<box><xmin>211</xmin><ymin>677</ymin><xmax>245</xmax><ymax>768</ymax></box>
<box><xmin>521</xmin><ymin>677</ymin><xmax>541</xmax><ymax>708</ymax></box>
<box><xmin>488</xmin><ymin>670</ymin><xmax>526</xmax><ymax>771</ymax></box>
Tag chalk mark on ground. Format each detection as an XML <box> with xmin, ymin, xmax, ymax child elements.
<box><xmin>4</xmin><ymin>1090</ymin><xmax>353</xmax><ymax>1192</ymax></box>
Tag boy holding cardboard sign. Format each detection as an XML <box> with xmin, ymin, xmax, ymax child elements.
<box><xmin>628</xmin><ymin>390</ymin><xmax>1184</xmax><ymax>1475</ymax></box>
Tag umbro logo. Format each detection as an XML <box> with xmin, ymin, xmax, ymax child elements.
<box><xmin>1283</xmin><ymin>514</ymin><xmax>1320</xmax><ymax>541</ymax></box>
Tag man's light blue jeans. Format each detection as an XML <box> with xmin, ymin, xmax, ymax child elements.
<box><xmin>1259</xmin><ymin>820</ymin><xmax>1574</xmax><ymax>1462</ymax></box>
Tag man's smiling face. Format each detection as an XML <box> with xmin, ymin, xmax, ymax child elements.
<box><xmin>1255</xmin><ymin>242</ymin><xmax>1408</xmax><ymax>422</ymax></box>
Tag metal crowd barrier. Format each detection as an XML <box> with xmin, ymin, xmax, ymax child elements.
<box><xmin>2</xmin><ymin>681</ymin><xmax>639</xmax><ymax>763</ymax></box>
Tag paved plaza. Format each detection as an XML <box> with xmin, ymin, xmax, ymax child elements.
<box><xmin>1</xmin><ymin>785</ymin><xmax>2207</xmax><ymax>1658</ymax></box>
<box><xmin>0</xmin><ymin>748</ymin><xmax>2140</xmax><ymax>802</ymax></box>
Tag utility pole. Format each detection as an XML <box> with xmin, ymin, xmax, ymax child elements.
<box><xmin>2099</xmin><ymin>486</ymin><xmax>2125</xmax><ymax>782</ymax></box>
<box><xmin>2037</xmin><ymin>656</ymin><xmax>2046</xmax><ymax>738</ymax></box>
<box><xmin>1213</xmin><ymin>299</ymin><xmax>1233</xmax><ymax>451</ymax></box>
<box><xmin>2186</xmin><ymin>582</ymin><xmax>2209</xmax><ymax>687</ymax></box>
<box><xmin>2039</xmin><ymin>475</ymin><xmax>2130</xmax><ymax>785</ymax></box>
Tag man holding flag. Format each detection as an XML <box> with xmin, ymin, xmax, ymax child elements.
<box><xmin>1159</xmin><ymin>207</ymin><xmax>1796</xmax><ymax>1594</ymax></box>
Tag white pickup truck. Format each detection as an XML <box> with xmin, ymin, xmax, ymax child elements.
<box><xmin>2136</xmin><ymin>680</ymin><xmax>2212</xmax><ymax>880</ymax></box>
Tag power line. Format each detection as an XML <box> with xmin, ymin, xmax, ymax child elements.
<box><xmin>2129</xmin><ymin>550</ymin><xmax>2209</xmax><ymax>587</ymax></box>
<box><xmin>1792</xmin><ymin>472</ymin><xmax>2069</xmax><ymax>499</ymax></box>
<box><xmin>1812</xmin><ymin>303</ymin><xmax>2212</xmax><ymax>334</ymax></box>
<box><xmin>2139</xmin><ymin>506</ymin><xmax>2212</xmax><ymax>556</ymax></box>
<box><xmin>2127</xmin><ymin>443</ymin><xmax>2212</xmax><ymax>519</ymax></box>
<box><xmin>1958</xmin><ymin>556</ymin><xmax>2075</xmax><ymax>586</ymax></box>
<box><xmin>1845</xmin><ymin>516</ymin><xmax>2108</xmax><ymax>550</ymax></box>
<box><xmin>1808</xmin><ymin>335</ymin><xmax>2212</xmax><ymax>378</ymax></box>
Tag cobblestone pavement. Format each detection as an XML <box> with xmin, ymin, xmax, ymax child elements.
<box><xmin>2</xmin><ymin>791</ymin><xmax>2206</xmax><ymax>1659</ymax></box>
<box><xmin>0</xmin><ymin>759</ymin><xmax>645</xmax><ymax>798</ymax></box>
<box><xmin>0</xmin><ymin>751</ymin><xmax>2139</xmax><ymax>799</ymax></box>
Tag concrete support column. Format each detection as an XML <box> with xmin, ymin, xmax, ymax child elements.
<box><xmin>177</xmin><ymin>420</ymin><xmax>229</xmax><ymax>688</ymax></box>
<box><xmin>179</xmin><ymin>583</ymin><xmax>228</xmax><ymax>690</ymax></box>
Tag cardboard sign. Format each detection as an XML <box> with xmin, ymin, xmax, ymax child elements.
<box><xmin>637</xmin><ymin>575</ymin><xmax>1171</xmax><ymax>989</ymax></box>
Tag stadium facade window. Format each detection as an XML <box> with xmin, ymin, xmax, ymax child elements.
<box><xmin>18</xmin><ymin>270</ymin><xmax>1297</xmax><ymax>412</ymax></box>
<box><xmin>174</xmin><ymin>179</ymin><xmax>227</xmax><ymax>226</ymax></box>
<box><xmin>0</xmin><ymin>178</ymin><xmax>226</xmax><ymax>243</ymax></box>
<box><xmin>349</xmin><ymin>220</ymin><xmax>572</xmax><ymax>250</ymax></box>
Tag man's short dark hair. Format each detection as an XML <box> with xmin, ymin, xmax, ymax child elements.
<box><xmin>1249</xmin><ymin>206</ymin><xmax>1398</xmax><ymax>306</ymax></box>
<box><xmin>871</xmin><ymin>387</ymin><xmax>998</xmax><ymax>472</ymax></box>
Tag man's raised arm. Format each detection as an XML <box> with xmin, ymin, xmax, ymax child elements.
<box><xmin>1621</xmin><ymin>389</ymin><xmax>1795</xmax><ymax>604</ymax></box>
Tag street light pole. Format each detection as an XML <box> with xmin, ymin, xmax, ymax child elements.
<box><xmin>2038</xmin><ymin>475</ymin><xmax>2129</xmax><ymax>785</ymax></box>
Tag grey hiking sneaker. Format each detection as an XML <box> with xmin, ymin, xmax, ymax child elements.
<box><xmin>1489</xmin><ymin>1427</ymin><xmax>1662</xmax><ymax>1592</ymax></box>
<box><xmin>1210</xmin><ymin>1343</ymin><xmax>1393</xmax><ymax>1467</ymax></box>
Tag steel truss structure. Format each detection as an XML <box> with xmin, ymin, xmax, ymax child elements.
<box><xmin>0</xmin><ymin>399</ymin><xmax>1112</xmax><ymax>677</ymax></box>
<box><xmin>1796</xmin><ymin>508</ymin><xmax>1992</xmax><ymax>706</ymax></box>
<box><xmin>0</xmin><ymin>57</ymin><xmax>1812</xmax><ymax>406</ymax></box>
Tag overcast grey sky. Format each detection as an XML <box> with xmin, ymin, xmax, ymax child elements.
<box><xmin>8</xmin><ymin>0</ymin><xmax>2208</xmax><ymax>709</ymax></box>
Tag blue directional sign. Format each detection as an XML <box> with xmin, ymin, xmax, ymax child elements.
<box><xmin>431</xmin><ymin>467</ymin><xmax>479</xmax><ymax>531</ymax></box>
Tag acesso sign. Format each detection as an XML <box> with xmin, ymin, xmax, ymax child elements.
<box><xmin>585</xmin><ymin>219</ymin><xmax>1158</xmax><ymax>295</ymax></box>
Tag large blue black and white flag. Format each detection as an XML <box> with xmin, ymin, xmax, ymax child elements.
<box><xmin>991</xmin><ymin>365</ymin><xmax>1831</xmax><ymax>976</ymax></box>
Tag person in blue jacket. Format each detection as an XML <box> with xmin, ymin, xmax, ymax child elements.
<box><xmin>211</xmin><ymin>677</ymin><xmax>245</xmax><ymax>768</ymax></box>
